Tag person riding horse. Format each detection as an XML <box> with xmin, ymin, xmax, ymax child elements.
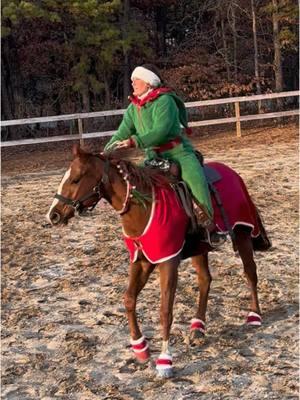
<box><xmin>104</xmin><ymin>64</ymin><xmax>225</xmax><ymax>246</ymax></box>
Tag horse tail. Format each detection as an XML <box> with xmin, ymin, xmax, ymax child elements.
<box><xmin>252</xmin><ymin>207</ymin><xmax>272</xmax><ymax>251</ymax></box>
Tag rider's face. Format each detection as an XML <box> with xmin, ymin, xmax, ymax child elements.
<box><xmin>132</xmin><ymin>78</ymin><xmax>150</xmax><ymax>97</ymax></box>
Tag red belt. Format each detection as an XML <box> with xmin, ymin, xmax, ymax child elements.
<box><xmin>153</xmin><ymin>137</ymin><xmax>181</xmax><ymax>153</ymax></box>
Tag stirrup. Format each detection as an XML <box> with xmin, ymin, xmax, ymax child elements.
<box><xmin>207</xmin><ymin>231</ymin><xmax>227</xmax><ymax>247</ymax></box>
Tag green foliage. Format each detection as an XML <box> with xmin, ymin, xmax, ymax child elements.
<box><xmin>280</xmin><ymin>26</ymin><xmax>298</xmax><ymax>50</ymax></box>
<box><xmin>260</xmin><ymin>0</ymin><xmax>298</xmax><ymax>50</ymax></box>
<box><xmin>1</xmin><ymin>0</ymin><xmax>298</xmax><ymax>120</ymax></box>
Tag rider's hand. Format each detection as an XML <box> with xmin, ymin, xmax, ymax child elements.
<box><xmin>115</xmin><ymin>139</ymin><xmax>134</xmax><ymax>149</ymax></box>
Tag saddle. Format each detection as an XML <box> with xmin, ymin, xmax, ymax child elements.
<box><xmin>144</xmin><ymin>151</ymin><xmax>234</xmax><ymax>241</ymax></box>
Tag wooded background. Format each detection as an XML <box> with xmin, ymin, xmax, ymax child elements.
<box><xmin>1</xmin><ymin>0</ymin><xmax>299</xmax><ymax>122</ymax></box>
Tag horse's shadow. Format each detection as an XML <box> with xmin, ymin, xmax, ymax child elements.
<box><xmin>262</xmin><ymin>300</ymin><xmax>299</xmax><ymax>323</ymax></box>
<box><xmin>177</xmin><ymin>300</ymin><xmax>299</xmax><ymax>378</ymax></box>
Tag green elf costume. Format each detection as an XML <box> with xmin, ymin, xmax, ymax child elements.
<box><xmin>105</xmin><ymin>65</ymin><xmax>225</xmax><ymax>245</ymax></box>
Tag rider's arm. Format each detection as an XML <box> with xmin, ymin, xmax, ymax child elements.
<box><xmin>104</xmin><ymin>106</ymin><xmax>136</xmax><ymax>151</ymax></box>
<box><xmin>131</xmin><ymin>95</ymin><xmax>178</xmax><ymax>149</ymax></box>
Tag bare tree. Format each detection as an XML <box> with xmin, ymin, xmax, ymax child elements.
<box><xmin>272</xmin><ymin>0</ymin><xmax>283</xmax><ymax>92</ymax></box>
<box><xmin>122</xmin><ymin>0</ymin><xmax>131</xmax><ymax>104</ymax></box>
<box><xmin>251</xmin><ymin>0</ymin><xmax>262</xmax><ymax>112</ymax></box>
<box><xmin>219</xmin><ymin>2</ymin><xmax>231</xmax><ymax>81</ymax></box>
<box><xmin>229</xmin><ymin>1</ymin><xmax>238</xmax><ymax>81</ymax></box>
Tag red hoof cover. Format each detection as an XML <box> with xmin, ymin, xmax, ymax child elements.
<box><xmin>130</xmin><ymin>335</ymin><xmax>150</xmax><ymax>362</ymax></box>
<box><xmin>190</xmin><ymin>318</ymin><xmax>206</xmax><ymax>334</ymax></box>
<box><xmin>246</xmin><ymin>311</ymin><xmax>262</xmax><ymax>326</ymax></box>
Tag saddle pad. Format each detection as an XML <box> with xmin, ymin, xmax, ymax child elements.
<box><xmin>203</xmin><ymin>165</ymin><xmax>222</xmax><ymax>185</ymax></box>
<box><xmin>123</xmin><ymin>186</ymin><xmax>189</xmax><ymax>263</ymax></box>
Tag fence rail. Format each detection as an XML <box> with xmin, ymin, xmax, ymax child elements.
<box><xmin>1</xmin><ymin>90</ymin><xmax>299</xmax><ymax>147</ymax></box>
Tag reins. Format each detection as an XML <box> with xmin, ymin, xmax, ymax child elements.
<box><xmin>115</xmin><ymin>162</ymin><xmax>137</xmax><ymax>215</ymax></box>
<box><xmin>54</xmin><ymin>155</ymin><xmax>146</xmax><ymax>216</ymax></box>
<box><xmin>54</xmin><ymin>155</ymin><xmax>110</xmax><ymax>215</ymax></box>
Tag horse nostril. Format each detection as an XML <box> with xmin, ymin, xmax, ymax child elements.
<box><xmin>51</xmin><ymin>212</ymin><xmax>61</xmax><ymax>225</ymax></box>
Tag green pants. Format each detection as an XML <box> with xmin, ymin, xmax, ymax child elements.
<box><xmin>160</xmin><ymin>144</ymin><xmax>213</xmax><ymax>218</ymax></box>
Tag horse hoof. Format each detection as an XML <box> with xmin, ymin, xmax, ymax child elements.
<box><xmin>190</xmin><ymin>328</ymin><xmax>205</xmax><ymax>345</ymax></box>
<box><xmin>130</xmin><ymin>336</ymin><xmax>150</xmax><ymax>363</ymax></box>
<box><xmin>135</xmin><ymin>347</ymin><xmax>150</xmax><ymax>363</ymax></box>
<box><xmin>156</xmin><ymin>353</ymin><xmax>173</xmax><ymax>379</ymax></box>
<box><xmin>246</xmin><ymin>311</ymin><xmax>262</xmax><ymax>326</ymax></box>
<box><xmin>156</xmin><ymin>367</ymin><xmax>174</xmax><ymax>378</ymax></box>
<box><xmin>190</xmin><ymin>318</ymin><xmax>205</xmax><ymax>345</ymax></box>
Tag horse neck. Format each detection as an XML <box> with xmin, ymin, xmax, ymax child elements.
<box><xmin>101</xmin><ymin>159</ymin><xmax>152</xmax><ymax>237</ymax></box>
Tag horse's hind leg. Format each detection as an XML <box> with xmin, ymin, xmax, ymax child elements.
<box><xmin>190</xmin><ymin>253</ymin><xmax>211</xmax><ymax>343</ymax></box>
<box><xmin>124</xmin><ymin>259</ymin><xmax>155</xmax><ymax>362</ymax></box>
<box><xmin>235</xmin><ymin>226</ymin><xmax>262</xmax><ymax>326</ymax></box>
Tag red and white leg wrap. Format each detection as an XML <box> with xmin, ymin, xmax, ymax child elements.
<box><xmin>190</xmin><ymin>318</ymin><xmax>206</xmax><ymax>335</ymax></box>
<box><xmin>246</xmin><ymin>311</ymin><xmax>262</xmax><ymax>326</ymax></box>
<box><xmin>130</xmin><ymin>335</ymin><xmax>150</xmax><ymax>362</ymax></box>
<box><xmin>155</xmin><ymin>353</ymin><xmax>173</xmax><ymax>374</ymax></box>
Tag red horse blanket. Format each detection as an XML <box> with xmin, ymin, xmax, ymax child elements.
<box><xmin>123</xmin><ymin>162</ymin><xmax>260</xmax><ymax>263</ymax></box>
<box><xmin>123</xmin><ymin>186</ymin><xmax>189</xmax><ymax>263</ymax></box>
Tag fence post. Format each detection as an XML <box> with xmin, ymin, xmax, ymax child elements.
<box><xmin>78</xmin><ymin>118</ymin><xmax>84</xmax><ymax>145</ymax></box>
<box><xmin>234</xmin><ymin>101</ymin><xmax>242</xmax><ymax>137</ymax></box>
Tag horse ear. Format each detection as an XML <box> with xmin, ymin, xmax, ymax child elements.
<box><xmin>72</xmin><ymin>144</ymin><xmax>81</xmax><ymax>157</ymax></box>
<box><xmin>72</xmin><ymin>144</ymin><xmax>88</xmax><ymax>158</ymax></box>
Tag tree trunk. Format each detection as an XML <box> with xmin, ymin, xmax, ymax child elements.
<box><xmin>221</xmin><ymin>16</ymin><xmax>231</xmax><ymax>81</ymax></box>
<box><xmin>251</xmin><ymin>0</ymin><xmax>262</xmax><ymax>112</ymax></box>
<box><xmin>122</xmin><ymin>0</ymin><xmax>131</xmax><ymax>105</ymax></box>
<box><xmin>81</xmin><ymin>87</ymin><xmax>90</xmax><ymax>112</ymax></box>
<box><xmin>103</xmin><ymin>71</ymin><xmax>111</xmax><ymax>109</ymax></box>
<box><xmin>231</xmin><ymin>2</ymin><xmax>238</xmax><ymax>81</ymax></box>
<box><xmin>81</xmin><ymin>86</ymin><xmax>90</xmax><ymax>131</ymax></box>
<box><xmin>272</xmin><ymin>0</ymin><xmax>283</xmax><ymax>92</ymax></box>
<box><xmin>155</xmin><ymin>6</ymin><xmax>167</xmax><ymax>56</ymax></box>
<box><xmin>1</xmin><ymin>35</ymin><xmax>25</xmax><ymax>139</ymax></box>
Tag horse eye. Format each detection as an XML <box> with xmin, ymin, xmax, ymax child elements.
<box><xmin>72</xmin><ymin>178</ymin><xmax>80</xmax><ymax>184</ymax></box>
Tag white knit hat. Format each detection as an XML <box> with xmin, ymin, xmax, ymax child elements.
<box><xmin>131</xmin><ymin>66</ymin><xmax>161</xmax><ymax>87</ymax></box>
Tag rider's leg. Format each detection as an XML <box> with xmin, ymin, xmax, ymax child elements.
<box><xmin>178</xmin><ymin>153</ymin><xmax>213</xmax><ymax>220</ymax></box>
<box><xmin>169</xmin><ymin>151</ymin><xmax>225</xmax><ymax>246</ymax></box>
<box><xmin>159</xmin><ymin>148</ymin><xmax>225</xmax><ymax>245</ymax></box>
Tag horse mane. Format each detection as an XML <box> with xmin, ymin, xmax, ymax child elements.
<box><xmin>98</xmin><ymin>153</ymin><xmax>172</xmax><ymax>192</ymax></box>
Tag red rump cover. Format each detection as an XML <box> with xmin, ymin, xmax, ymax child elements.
<box><xmin>123</xmin><ymin>186</ymin><xmax>189</xmax><ymax>263</ymax></box>
<box><xmin>123</xmin><ymin>161</ymin><xmax>260</xmax><ymax>263</ymax></box>
<box><xmin>208</xmin><ymin>162</ymin><xmax>260</xmax><ymax>237</ymax></box>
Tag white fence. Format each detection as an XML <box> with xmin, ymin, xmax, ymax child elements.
<box><xmin>1</xmin><ymin>90</ymin><xmax>299</xmax><ymax>147</ymax></box>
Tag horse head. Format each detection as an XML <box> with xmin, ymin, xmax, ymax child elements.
<box><xmin>46</xmin><ymin>144</ymin><xmax>107</xmax><ymax>225</ymax></box>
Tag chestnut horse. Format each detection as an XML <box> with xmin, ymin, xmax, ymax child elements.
<box><xmin>46</xmin><ymin>144</ymin><xmax>271</xmax><ymax>378</ymax></box>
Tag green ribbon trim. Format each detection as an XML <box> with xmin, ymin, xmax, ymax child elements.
<box><xmin>131</xmin><ymin>189</ymin><xmax>152</xmax><ymax>210</ymax></box>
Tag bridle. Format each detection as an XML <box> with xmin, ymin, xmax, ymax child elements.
<box><xmin>54</xmin><ymin>156</ymin><xmax>136</xmax><ymax>216</ymax></box>
<box><xmin>54</xmin><ymin>156</ymin><xmax>110</xmax><ymax>215</ymax></box>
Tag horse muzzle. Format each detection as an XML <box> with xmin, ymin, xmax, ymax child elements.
<box><xmin>50</xmin><ymin>211</ymin><xmax>62</xmax><ymax>225</ymax></box>
<box><xmin>47</xmin><ymin>208</ymin><xmax>73</xmax><ymax>226</ymax></box>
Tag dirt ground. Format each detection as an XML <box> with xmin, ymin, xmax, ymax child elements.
<box><xmin>1</xmin><ymin>122</ymin><xmax>299</xmax><ymax>400</ymax></box>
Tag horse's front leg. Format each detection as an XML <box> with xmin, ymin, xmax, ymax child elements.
<box><xmin>124</xmin><ymin>259</ymin><xmax>155</xmax><ymax>362</ymax></box>
<box><xmin>156</xmin><ymin>255</ymin><xmax>180</xmax><ymax>378</ymax></box>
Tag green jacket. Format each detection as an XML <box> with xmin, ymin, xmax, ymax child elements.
<box><xmin>104</xmin><ymin>92</ymin><xmax>194</xmax><ymax>159</ymax></box>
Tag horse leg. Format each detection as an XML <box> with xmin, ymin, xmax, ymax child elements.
<box><xmin>156</xmin><ymin>255</ymin><xmax>179</xmax><ymax>378</ymax></box>
<box><xmin>124</xmin><ymin>259</ymin><xmax>155</xmax><ymax>362</ymax></box>
<box><xmin>190</xmin><ymin>253</ymin><xmax>211</xmax><ymax>343</ymax></box>
<box><xmin>235</xmin><ymin>227</ymin><xmax>262</xmax><ymax>326</ymax></box>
